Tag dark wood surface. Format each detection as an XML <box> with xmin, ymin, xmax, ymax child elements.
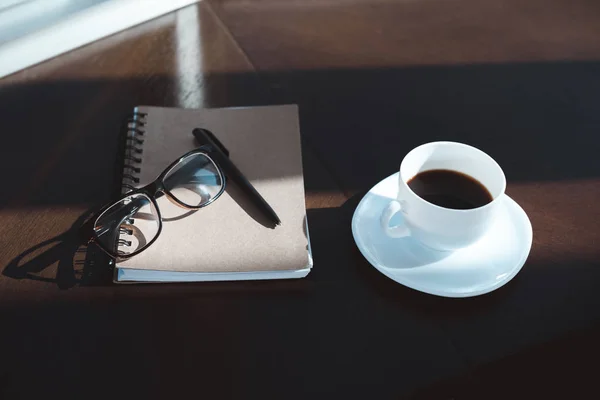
<box><xmin>1</xmin><ymin>1</ymin><xmax>600</xmax><ymax>398</ymax></box>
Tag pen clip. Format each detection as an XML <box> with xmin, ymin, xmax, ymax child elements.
<box><xmin>193</xmin><ymin>128</ymin><xmax>230</xmax><ymax>157</ymax></box>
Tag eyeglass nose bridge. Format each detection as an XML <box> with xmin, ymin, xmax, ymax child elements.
<box><xmin>140</xmin><ymin>181</ymin><xmax>171</xmax><ymax>205</ymax></box>
<box><xmin>143</xmin><ymin>180</ymin><xmax>161</xmax><ymax>196</ymax></box>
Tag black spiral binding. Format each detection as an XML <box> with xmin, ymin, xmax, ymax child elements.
<box><xmin>121</xmin><ymin>111</ymin><xmax>147</xmax><ymax>195</ymax></box>
<box><xmin>118</xmin><ymin>111</ymin><xmax>147</xmax><ymax>253</ymax></box>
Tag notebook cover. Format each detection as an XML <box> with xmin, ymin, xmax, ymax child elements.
<box><xmin>116</xmin><ymin>105</ymin><xmax>309</xmax><ymax>273</ymax></box>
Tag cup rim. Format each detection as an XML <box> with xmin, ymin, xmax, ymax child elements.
<box><xmin>400</xmin><ymin>141</ymin><xmax>507</xmax><ymax>213</ymax></box>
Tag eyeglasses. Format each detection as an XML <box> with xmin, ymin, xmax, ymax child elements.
<box><xmin>91</xmin><ymin>145</ymin><xmax>226</xmax><ymax>259</ymax></box>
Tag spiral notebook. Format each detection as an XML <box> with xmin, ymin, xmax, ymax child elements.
<box><xmin>115</xmin><ymin>105</ymin><xmax>312</xmax><ymax>282</ymax></box>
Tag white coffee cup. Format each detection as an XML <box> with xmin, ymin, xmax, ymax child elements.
<box><xmin>380</xmin><ymin>141</ymin><xmax>506</xmax><ymax>251</ymax></box>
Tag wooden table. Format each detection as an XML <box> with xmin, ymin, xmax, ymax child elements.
<box><xmin>1</xmin><ymin>1</ymin><xmax>600</xmax><ymax>398</ymax></box>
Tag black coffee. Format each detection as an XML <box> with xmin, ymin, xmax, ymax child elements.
<box><xmin>407</xmin><ymin>169</ymin><xmax>493</xmax><ymax>210</ymax></box>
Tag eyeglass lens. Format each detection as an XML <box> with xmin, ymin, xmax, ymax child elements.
<box><xmin>163</xmin><ymin>152</ymin><xmax>224</xmax><ymax>208</ymax></box>
<box><xmin>93</xmin><ymin>193</ymin><xmax>160</xmax><ymax>257</ymax></box>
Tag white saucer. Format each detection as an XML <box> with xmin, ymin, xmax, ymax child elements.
<box><xmin>352</xmin><ymin>172</ymin><xmax>532</xmax><ymax>298</ymax></box>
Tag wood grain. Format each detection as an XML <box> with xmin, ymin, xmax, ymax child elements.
<box><xmin>209</xmin><ymin>0</ymin><xmax>600</xmax><ymax>70</ymax></box>
<box><xmin>1</xmin><ymin>1</ymin><xmax>600</xmax><ymax>398</ymax></box>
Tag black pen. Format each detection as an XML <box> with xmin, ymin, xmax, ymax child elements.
<box><xmin>192</xmin><ymin>128</ymin><xmax>281</xmax><ymax>227</ymax></box>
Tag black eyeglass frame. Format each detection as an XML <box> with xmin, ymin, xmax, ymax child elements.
<box><xmin>91</xmin><ymin>144</ymin><xmax>226</xmax><ymax>259</ymax></box>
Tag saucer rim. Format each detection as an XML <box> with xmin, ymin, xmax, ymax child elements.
<box><xmin>352</xmin><ymin>172</ymin><xmax>533</xmax><ymax>298</ymax></box>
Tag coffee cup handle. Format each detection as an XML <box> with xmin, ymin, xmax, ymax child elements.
<box><xmin>380</xmin><ymin>200</ymin><xmax>410</xmax><ymax>238</ymax></box>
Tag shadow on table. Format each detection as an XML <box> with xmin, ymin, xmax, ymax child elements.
<box><xmin>1</xmin><ymin>60</ymin><xmax>599</xmax><ymax>297</ymax></box>
<box><xmin>334</xmin><ymin>190</ymin><xmax>600</xmax><ymax>313</ymax></box>
<box><xmin>2</xmin><ymin>208</ymin><xmax>114</xmax><ymax>288</ymax></box>
<box><xmin>260</xmin><ymin>60</ymin><xmax>600</xmax><ymax>191</ymax></box>
<box><xmin>3</xmin><ymin>60</ymin><xmax>600</xmax><ymax>209</ymax></box>
<box><xmin>306</xmin><ymin>191</ymin><xmax>600</xmax><ymax>398</ymax></box>
<box><xmin>306</xmin><ymin>192</ymin><xmax>518</xmax><ymax>315</ymax></box>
